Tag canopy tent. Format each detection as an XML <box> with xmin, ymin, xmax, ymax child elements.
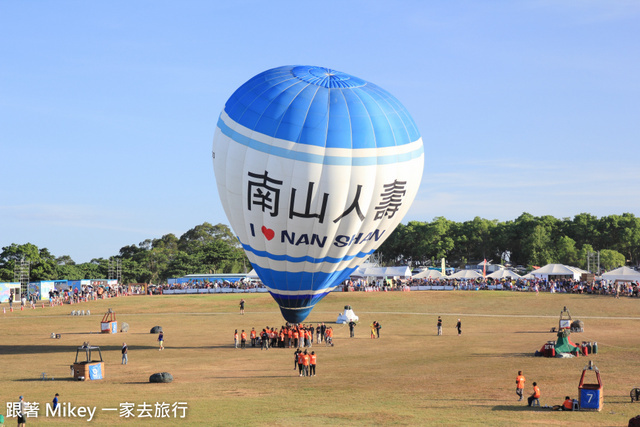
<box><xmin>487</xmin><ymin>269</ymin><xmax>522</xmax><ymax>280</ymax></box>
<box><xmin>448</xmin><ymin>270</ymin><xmax>482</xmax><ymax>280</ymax></box>
<box><xmin>529</xmin><ymin>264</ymin><xmax>587</xmax><ymax>280</ymax></box>
<box><xmin>350</xmin><ymin>266</ymin><xmax>412</xmax><ymax>279</ymax></box>
<box><xmin>601</xmin><ymin>266</ymin><xmax>640</xmax><ymax>282</ymax></box>
<box><xmin>521</xmin><ymin>273</ymin><xmax>535</xmax><ymax>280</ymax></box>
<box><xmin>413</xmin><ymin>269</ymin><xmax>444</xmax><ymax>279</ymax></box>
<box><xmin>246</xmin><ymin>269</ymin><xmax>259</xmax><ymax>279</ymax></box>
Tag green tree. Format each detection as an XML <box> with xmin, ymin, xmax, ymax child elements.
<box><xmin>556</xmin><ymin>236</ymin><xmax>578</xmax><ymax>266</ymax></box>
<box><xmin>599</xmin><ymin>249</ymin><xmax>626</xmax><ymax>270</ymax></box>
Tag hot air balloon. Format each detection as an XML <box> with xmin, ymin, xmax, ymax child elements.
<box><xmin>212</xmin><ymin>65</ymin><xmax>423</xmax><ymax>323</ymax></box>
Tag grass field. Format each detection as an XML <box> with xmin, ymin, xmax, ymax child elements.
<box><xmin>1</xmin><ymin>290</ymin><xmax>640</xmax><ymax>426</ymax></box>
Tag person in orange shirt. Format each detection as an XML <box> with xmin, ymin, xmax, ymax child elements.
<box><xmin>552</xmin><ymin>396</ymin><xmax>574</xmax><ymax>411</ymax></box>
<box><xmin>515</xmin><ymin>371</ymin><xmax>526</xmax><ymax>401</ymax></box>
<box><xmin>309</xmin><ymin>351</ymin><xmax>317</xmax><ymax>376</ymax></box>
<box><xmin>527</xmin><ymin>382</ymin><xmax>541</xmax><ymax>406</ymax></box>
<box><xmin>293</xmin><ymin>329</ymin><xmax>300</xmax><ymax>348</ymax></box>
<box><xmin>302</xmin><ymin>350</ymin><xmax>310</xmax><ymax>377</ymax></box>
<box><xmin>240</xmin><ymin>330</ymin><xmax>247</xmax><ymax>349</ymax></box>
<box><xmin>234</xmin><ymin>329</ymin><xmax>239</xmax><ymax>349</ymax></box>
<box><xmin>250</xmin><ymin>328</ymin><xmax>257</xmax><ymax>347</ymax></box>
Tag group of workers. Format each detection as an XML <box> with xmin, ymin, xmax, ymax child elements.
<box><xmin>294</xmin><ymin>348</ymin><xmax>317</xmax><ymax>377</ymax></box>
<box><xmin>516</xmin><ymin>370</ymin><xmax>575</xmax><ymax>411</ymax></box>
<box><xmin>234</xmin><ymin>324</ymin><xmax>334</xmax><ymax>349</ymax></box>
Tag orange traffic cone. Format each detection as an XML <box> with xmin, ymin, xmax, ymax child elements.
<box><xmin>21</xmin><ymin>306</ymin><xmax>24</xmax><ymax>311</ymax></box>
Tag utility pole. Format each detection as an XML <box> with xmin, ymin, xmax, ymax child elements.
<box><xmin>587</xmin><ymin>251</ymin><xmax>600</xmax><ymax>274</ymax></box>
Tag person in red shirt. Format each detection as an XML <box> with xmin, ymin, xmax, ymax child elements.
<box><xmin>515</xmin><ymin>371</ymin><xmax>526</xmax><ymax>401</ymax></box>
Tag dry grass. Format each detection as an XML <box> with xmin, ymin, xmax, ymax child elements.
<box><xmin>1</xmin><ymin>291</ymin><xmax>640</xmax><ymax>426</ymax></box>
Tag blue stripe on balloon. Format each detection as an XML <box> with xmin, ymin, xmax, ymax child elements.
<box><xmin>252</xmin><ymin>259</ymin><xmax>358</xmax><ymax>323</ymax></box>
<box><xmin>240</xmin><ymin>240</ymin><xmax>375</xmax><ymax>264</ymax></box>
<box><xmin>254</xmin><ymin>266</ymin><xmax>355</xmax><ymax>299</ymax></box>
<box><xmin>217</xmin><ymin>117</ymin><xmax>423</xmax><ymax>166</ymax></box>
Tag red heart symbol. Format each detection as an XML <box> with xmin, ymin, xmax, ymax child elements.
<box><xmin>261</xmin><ymin>226</ymin><xmax>275</xmax><ymax>241</ymax></box>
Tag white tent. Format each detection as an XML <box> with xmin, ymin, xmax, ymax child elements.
<box><xmin>413</xmin><ymin>269</ymin><xmax>444</xmax><ymax>279</ymax></box>
<box><xmin>521</xmin><ymin>273</ymin><xmax>535</xmax><ymax>280</ymax></box>
<box><xmin>487</xmin><ymin>269</ymin><xmax>521</xmax><ymax>280</ymax></box>
<box><xmin>350</xmin><ymin>266</ymin><xmax>412</xmax><ymax>279</ymax></box>
<box><xmin>448</xmin><ymin>270</ymin><xmax>482</xmax><ymax>280</ymax></box>
<box><xmin>529</xmin><ymin>264</ymin><xmax>587</xmax><ymax>280</ymax></box>
<box><xmin>601</xmin><ymin>266</ymin><xmax>640</xmax><ymax>282</ymax></box>
<box><xmin>246</xmin><ymin>269</ymin><xmax>259</xmax><ymax>279</ymax></box>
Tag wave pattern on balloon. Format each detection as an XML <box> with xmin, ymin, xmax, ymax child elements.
<box><xmin>212</xmin><ymin>65</ymin><xmax>424</xmax><ymax>323</ymax></box>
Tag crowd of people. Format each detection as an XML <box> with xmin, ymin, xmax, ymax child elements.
<box><xmin>234</xmin><ymin>323</ymin><xmax>334</xmax><ymax>350</ymax></box>
<box><xmin>405</xmin><ymin>277</ymin><xmax>640</xmax><ymax>298</ymax></box>
<box><xmin>157</xmin><ymin>279</ymin><xmax>266</xmax><ymax>292</ymax></box>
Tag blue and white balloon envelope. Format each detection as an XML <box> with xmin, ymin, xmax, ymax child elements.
<box><xmin>212</xmin><ymin>65</ymin><xmax>424</xmax><ymax>323</ymax></box>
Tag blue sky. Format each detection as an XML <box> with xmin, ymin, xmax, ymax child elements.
<box><xmin>1</xmin><ymin>1</ymin><xmax>638</xmax><ymax>263</ymax></box>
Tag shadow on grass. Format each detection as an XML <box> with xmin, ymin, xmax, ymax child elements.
<box><xmin>470</xmin><ymin>352</ymin><xmax>534</xmax><ymax>358</ymax></box>
<box><xmin>0</xmin><ymin>345</ymin><xmax>159</xmax><ymax>355</ymax></box>
<box><xmin>15</xmin><ymin>377</ymin><xmax>78</xmax><ymax>382</ymax></box>
<box><xmin>515</xmin><ymin>331</ymin><xmax>555</xmax><ymax>334</ymax></box>
<box><xmin>492</xmin><ymin>405</ymin><xmax>544</xmax><ymax>411</ymax></box>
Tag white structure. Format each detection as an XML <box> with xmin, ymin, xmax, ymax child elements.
<box><xmin>601</xmin><ymin>266</ymin><xmax>640</xmax><ymax>282</ymax></box>
<box><xmin>529</xmin><ymin>264</ymin><xmax>588</xmax><ymax>280</ymax></box>
<box><xmin>350</xmin><ymin>266</ymin><xmax>412</xmax><ymax>279</ymax></box>
<box><xmin>448</xmin><ymin>270</ymin><xmax>482</xmax><ymax>280</ymax></box>
<box><xmin>487</xmin><ymin>269</ymin><xmax>521</xmax><ymax>280</ymax></box>
<box><xmin>336</xmin><ymin>305</ymin><xmax>359</xmax><ymax>324</ymax></box>
<box><xmin>413</xmin><ymin>269</ymin><xmax>444</xmax><ymax>279</ymax></box>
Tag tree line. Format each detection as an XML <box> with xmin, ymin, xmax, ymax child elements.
<box><xmin>377</xmin><ymin>212</ymin><xmax>639</xmax><ymax>271</ymax></box>
<box><xmin>1</xmin><ymin>213</ymin><xmax>638</xmax><ymax>284</ymax></box>
<box><xmin>0</xmin><ymin>223</ymin><xmax>248</xmax><ymax>284</ymax></box>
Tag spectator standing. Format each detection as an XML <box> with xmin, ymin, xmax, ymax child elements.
<box><xmin>437</xmin><ymin>316</ymin><xmax>443</xmax><ymax>335</ymax></box>
<box><xmin>122</xmin><ymin>343</ymin><xmax>128</xmax><ymax>364</ymax></box>
<box><xmin>17</xmin><ymin>395</ymin><xmax>26</xmax><ymax>427</ymax></box>
<box><xmin>348</xmin><ymin>320</ymin><xmax>356</xmax><ymax>338</ymax></box>
<box><xmin>158</xmin><ymin>332</ymin><xmax>164</xmax><ymax>351</ymax></box>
